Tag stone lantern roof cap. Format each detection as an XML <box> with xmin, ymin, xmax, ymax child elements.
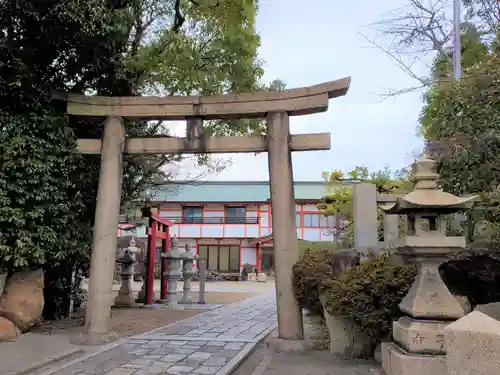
<box><xmin>381</xmin><ymin>154</ymin><xmax>478</xmax><ymax>215</ymax></box>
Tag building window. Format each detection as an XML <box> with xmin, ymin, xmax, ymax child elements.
<box><xmin>303</xmin><ymin>214</ymin><xmax>332</xmax><ymax>228</ymax></box>
<box><xmin>225</xmin><ymin>206</ymin><xmax>245</xmax><ymax>224</ymax></box>
<box><xmin>198</xmin><ymin>245</ymin><xmax>240</xmax><ymax>272</ymax></box>
<box><xmin>183</xmin><ymin>206</ymin><xmax>202</xmax><ymax>224</ymax></box>
<box><xmin>296</xmin><ymin>213</ymin><xmax>301</xmax><ymax>227</ymax></box>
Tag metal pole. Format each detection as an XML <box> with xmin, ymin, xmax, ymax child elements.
<box><xmin>453</xmin><ymin>0</ymin><xmax>462</xmax><ymax>79</ymax></box>
<box><xmin>198</xmin><ymin>260</ymin><xmax>206</xmax><ymax>304</ymax></box>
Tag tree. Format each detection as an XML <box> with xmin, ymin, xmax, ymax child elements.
<box><xmin>420</xmin><ymin>52</ymin><xmax>500</xmax><ymax>240</ymax></box>
<box><xmin>0</xmin><ymin>0</ymin><xmax>279</xmax><ymax>318</ymax></box>
<box><xmin>317</xmin><ymin>167</ymin><xmax>410</xmax><ymax>245</ymax></box>
<box><xmin>365</xmin><ymin>0</ymin><xmax>490</xmax><ymax>96</ymax></box>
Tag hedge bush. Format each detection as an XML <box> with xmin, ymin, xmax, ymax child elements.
<box><xmin>292</xmin><ymin>248</ymin><xmax>335</xmax><ymax>317</ymax></box>
<box><xmin>321</xmin><ymin>252</ymin><xmax>417</xmax><ymax>344</ymax></box>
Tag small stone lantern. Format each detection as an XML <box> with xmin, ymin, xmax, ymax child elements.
<box><xmin>380</xmin><ymin>154</ymin><xmax>478</xmax><ymax>375</ymax></box>
<box><xmin>114</xmin><ymin>238</ymin><xmax>139</xmax><ymax>307</ymax></box>
<box><xmin>161</xmin><ymin>236</ymin><xmax>183</xmax><ymax>308</ymax></box>
<box><xmin>178</xmin><ymin>244</ymin><xmax>199</xmax><ymax>304</ymax></box>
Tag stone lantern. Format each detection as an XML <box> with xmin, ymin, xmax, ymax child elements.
<box><xmin>114</xmin><ymin>238</ymin><xmax>139</xmax><ymax>307</ymax></box>
<box><xmin>178</xmin><ymin>244</ymin><xmax>199</xmax><ymax>304</ymax></box>
<box><xmin>161</xmin><ymin>236</ymin><xmax>183</xmax><ymax>308</ymax></box>
<box><xmin>380</xmin><ymin>154</ymin><xmax>478</xmax><ymax>375</ymax></box>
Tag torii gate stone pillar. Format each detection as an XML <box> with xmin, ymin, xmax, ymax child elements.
<box><xmin>54</xmin><ymin>76</ymin><xmax>351</xmax><ymax>345</ymax></box>
<box><xmin>267</xmin><ymin>111</ymin><xmax>303</xmax><ymax>340</ymax></box>
<box><xmin>76</xmin><ymin>116</ymin><xmax>125</xmax><ymax>344</ymax></box>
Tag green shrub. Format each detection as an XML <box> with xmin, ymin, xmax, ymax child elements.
<box><xmin>292</xmin><ymin>248</ymin><xmax>334</xmax><ymax>317</ymax></box>
<box><xmin>321</xmin><ymin>252</ymin><xmax>417</xmax><ymax>344</ymax></box>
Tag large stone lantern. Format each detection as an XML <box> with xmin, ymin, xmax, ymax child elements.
<box><xmin>381</xmin><ymin>154</ymin><xmax>477</xmax><ymax>375</ymax></box>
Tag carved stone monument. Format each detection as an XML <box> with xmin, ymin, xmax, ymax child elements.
<box><xmin>161</xmin><ymin>237</ymin><xmax>183</xmax><ymax>308</ymax></box>
<box><xmin>380</xmin><ymin>154</ymin><xmax>477</xmax><ymax>375</ymax></box>
<box><xmin>114</xmin><ymin>238</ymin><xmax>139</xmax><ymax>307</ymax></box>
<box><xmin>178</xmin><ymin>244</ymin><xmax>198</xmax><ymax>304</ymax></box>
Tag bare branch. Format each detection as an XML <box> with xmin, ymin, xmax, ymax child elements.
<box><xmin>363</xmin><ymin>0</ymin><xmax>453</xmax><ymax>96</ymax></box>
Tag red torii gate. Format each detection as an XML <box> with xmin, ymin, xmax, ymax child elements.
<box><xmin>141</xmin><ymin>207</ymin><xmax>174</xmax><ymax>305</ymax></box>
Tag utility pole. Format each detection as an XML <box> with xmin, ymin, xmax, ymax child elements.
<box><xmin>453</xmin><ymin>0</ymin><xmax>462</xmax><ymax>79</ymax></box>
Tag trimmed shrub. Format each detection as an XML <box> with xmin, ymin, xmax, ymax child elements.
<box><xmin>292</xmin><ymin>248</ymin><xmax>335</xmax><ymax>316</ymax></box>
<box><xmin>321</xmin><ymin>252</ymin><xmax>417</xmax><ymax>344</ymax></box>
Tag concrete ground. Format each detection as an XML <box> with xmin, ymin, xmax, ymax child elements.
<box><xmin>249</xmin><ymin>349</ymin><xmax>380</xmax><ymax>375</ymax></box>
<box><xmin>232</xmin><ymin>314</ymin><xmax>382</xmax><ymax>375</ymax></box>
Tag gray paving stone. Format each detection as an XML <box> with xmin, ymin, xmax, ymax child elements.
<box><xmin>224</xmin><ymin>342</ymin><xmax>244</xmax><ymax>350</ymax></box>
<box><xmin>188</xmin><ymin>329</ymin><xmax>207</xmax><ymax>335</ymax></box>
<box><xmin>216</xmin><ymin>349</ymin><xmax>241</xmax><ymax>358</ymax></box>
<box><xmin>161</xmin><ymin>353</ymin><xmax>187</xmax><ymax>362</ymax></box>
<box><xmin>122</xmin><ymin>364</ymin><xmax>145</xmax><ymax>369</ymax></box>
<box><xmin>104</xmin><ymin>368</ymin><xmax>137</xmax><ymax>375</ymax></box>
<box><xmin>203</xmin><ymin>357</ymin><xmax>227</xmax><ymax>366</ymax></box>
<box><xmin>166</xmin><ymin>365</ymin><xmax>194</xmax><ymax>374</ymax></box>
<box><xmin>143</xmin><ymin>355</ymin><xmax>163</xmax><ymax>359</ymax></box>
<box><xmin>131</xmin><ymin>358</ymin><xmax>155</xmax><ymax>366</ymax></box>
<box><xmin>198</xmin><ymin>345</ymin><xmax>224</xmax><ymax>353</ymax></box>
<box><xmin>176</xmin><ymin>360</ymin><xmax>203</xmax><ymax>368</ymax></box>
<box><xmin>207</xmin><ymin>341</ymin><xmax>227</xmax><ymax>346</ymax></box>
<box><xmin>129</xmin><ymin>340</ymin><xmax>148</xmax><ymax>344</ymax></box>
<box><xmin>193</xmin><ymin>366</ymin><xmax>220</xmax><ymax>374</ymax></box>
<box><xmin>130</xmin><ymin>348</ymin><xmax>150</xmax><ymax>355</ymax></box>
<box><xmin>187</xmin><ymin>352</ymin><xmax>212</xmax><ymax>361</ymax></box>
<box><xmin>199</xmin><ymin>333</ymin><xmax>219</xmax><ymax>338</ymax></box>
<box><xmin>176</xmin><ymin>348</ymin><xmax>196</xmax><ymax>354</ymax></box>
<box><xmin>183</xmin><ymin>345</ymin><xmax>202</xmax><ymax>349</ymax></box>
<box><xmin>169</xmin><ymin>340</ymin><xmax>188</xmax><ymax>345</ymax></box>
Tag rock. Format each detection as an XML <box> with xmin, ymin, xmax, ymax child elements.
<box><xmin>0</xmin><ymin>269</ymin><xmax>44</xmax><ymax>332</ymax></box>
<box><xmin>257</xmin><ymin>273</ymin><xmax>267</xmax><ymax>283</ymax></box>
<box><xmin>320</xmin><ymin>296</ymin><xmax>371</xmax><ymax>358</ymax></box>
<box><xmin>474</xmin><ymin>302</ymin><xmax>500</xmax><ymax>320</ymax></box>
<box><xmin>0</xmin><ymin>316</ymin><xmax>20</xmax><ymax>341</ymax></box>
<box><xmin>454</xmin><ymin>294</ymin><xmax>471</xmax><ymax>314</ymax></box>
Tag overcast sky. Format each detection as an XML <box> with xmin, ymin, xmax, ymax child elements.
<box><xmin>173</xmin><ymin>0</ymin><xmax>427</xmax><ymax>181</ymax></box>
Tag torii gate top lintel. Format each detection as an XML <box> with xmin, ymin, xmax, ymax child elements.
<box><xmin>53</xmin><ymin>76</ymin><xmax>351</xmax><ymax>120</ymax></box>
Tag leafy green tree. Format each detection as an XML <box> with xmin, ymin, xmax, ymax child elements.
<box><xmin>419</xmin><ymin>16</ymin><xmax>500</xmax><ymax>240</ymax></box>
<box><xmin>0</xmin><ymin>0</ymin><xmax>279</xmax><ymax>318</ymax></box>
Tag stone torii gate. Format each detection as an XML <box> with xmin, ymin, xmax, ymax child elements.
<box><xmin>55</xmin><ymin>77</ymin><xmax>351</xmax><ymax>344</ymax></box>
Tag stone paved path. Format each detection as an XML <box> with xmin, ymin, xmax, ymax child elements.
<box><xmin>39</xmin><ymin>294</ymin><xmax>277</xmax><ymax>375</ymax></box>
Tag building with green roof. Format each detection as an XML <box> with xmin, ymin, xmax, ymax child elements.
<box><xmin>120</xmin><ymin>180</ymin><xmax>352</xmax><ymax>276</ymax></box>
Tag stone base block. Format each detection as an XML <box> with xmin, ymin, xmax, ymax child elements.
<box><xmin>445</xmin><ymin>310</ymin><xmax>500</xmax><ymax>375</ymax></box>
<box><xmin>381</xmin><ymin>342</ymin><xmax>446</xmax><ymax>375</ymax></box>
<box><xmin>113</xmin><ymin>294</ymin><xmax>136</xmax><ymax>307</ymax></box>
<box><xmin>393</xmin><ymin>316</ymin><xmax>447</xmax><ymax>354</ymax></box>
